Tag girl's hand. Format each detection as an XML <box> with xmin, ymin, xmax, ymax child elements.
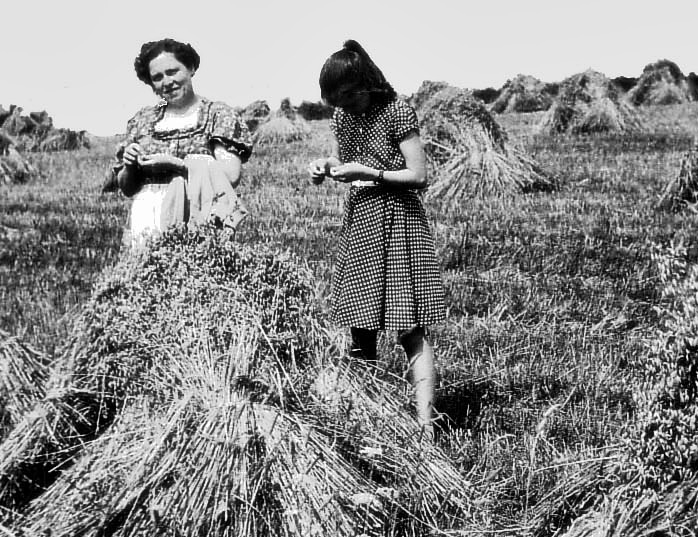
<box><xmin>329</xmin><ymin>162</ymin><xmax>374</xmax><ymax>183</ymax></box>
<box><xmin>122</xmin><ymin>143</ymin><xmax>144</xmax><ymax>167</ymax></box>
<box><xmin>138</xmin><ymin>153</ymin><xmax>185</xmax><ymax>175</ymax></box>
<box><xmin>308</xmin><ymin>158</ymin><xmax>330</xmax><ymax>185</ymax></box>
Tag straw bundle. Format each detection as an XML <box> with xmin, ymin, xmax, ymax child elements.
<box><xmin>307</xmin><ymin>361</ymin><xmax>480</xmax><ymax>531</ymax></box>
<box><xmin>240</xmin><ymin>99</ymin><xmax>271</xmax><ymax>132</ymax></box>
<box><xmin>0</xmin><ymin>330</ymin><xmax>48</xmax><ymax>439</ymax></box>
<box><xmin>555</xmin><ymin>479</ymin><xmax>698</xmax><ymax>537</ymax></box>
<box><xmin>409</xmin><ymin>80</ymin><xmax>450</xmax><ymax>112</ymax></box>
<box><xmin>537</xmin><ymin>70</ymin><xmax>645</xmax><ymax>135</ymax></box>
<box><xmin>0</xmin><ymin>224</ymin><xmax>480</xmax><ymax>535</ymax></box>
<box><xmin>527</xmin><ymin>456</ymin><xmax>619</xmax><ymax>536</ymax></box>
<box><xmin>416</xmin><ymin>85</ymin><xmax>554</xmax><ymax>201</ymax></box>
<box><xmin>490</xmin><ymin>74</ymin><xmax>554</xmax><ymax>114</ymax></box>
<box><xmin>0</xmin><ymin>106</ymin><xmax>9</xmax><ymax>126</ymax></box>
<box><xmin>254</xmin><ymin>115</ymin><xmax>312</xmax><ymax>145</ymax></box>
<box><xmin>39</xmin><ymin>129</ymin><xmax>90</xmax><ymax>151</ymax></box>
<box><xmin>0</xmin><ymin>130</ymin><xmax>37</xmax><ymax>184</ymax></box>
<box><xmin>657</xmin><ymin>146</ymin><xmax>698</xmax><ymax>211</ymax></box>
<box><xmin>15</xmin><ymin>349</ymin><xmax>387</xmax><ymax>536</ymax></box>
<box><xmin>0</xmin><ymin>224</ymin><xmax>323</xmax><ymax>515</ymax></box>
<box><xmin>628</xmin><ymin>60</ymin><xmax>695</xmax><ymax>106</ymax></box>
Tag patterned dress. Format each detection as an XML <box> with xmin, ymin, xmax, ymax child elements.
<box><xmin>111</xmin><ymin>98</ymin><xmax>253</xmax><ymax>244</ymax></box>
<box><xmin>330</xmin><ymin>98</ymin><xmax>446</xmax><ymax>331</ymax></box>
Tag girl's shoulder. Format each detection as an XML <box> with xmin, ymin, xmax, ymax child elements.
<box><xmin>381</xmin><ymin>98</ymin><xmax>417</xmax><ymax>118</ymax></box>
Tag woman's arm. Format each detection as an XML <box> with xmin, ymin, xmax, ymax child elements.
<box><xmin>328</xmin><ymin>131</ymin><xmax>427</xmax><ymax>189</ymax></box>
<box><xmin>212</xmin><ymin>141</ymin><xmax>243</xmax><ymax>187</ymax></box>
<box><xmin>117</xmin><ymin>164</ymin><xmax>142</xmax><ymax>197</ymax></box>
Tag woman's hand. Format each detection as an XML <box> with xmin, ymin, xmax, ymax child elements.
<box><xmin>308</xmin><ymin>158</ymin><xmax>331</xmax><ymax>185</ymax></box>
<box><xmin>122</xmin><ymin>143</ymin><xmax>144</xmax><ymax>167</ymax></box>
<box><xmin>329</xmin><ymin>162</ymin><xmax>375</xmax><ymax>183</ymax></box>
<box><xmin>138</xmin><ymin>153</ymin><xmax>186</xmax><ymax>175</ymax></box>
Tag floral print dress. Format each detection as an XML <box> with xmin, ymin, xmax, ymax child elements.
<box><xmin>111</xmin><ymin>98</ymin><xmax>253</xmax><ymax>245</ymax></box>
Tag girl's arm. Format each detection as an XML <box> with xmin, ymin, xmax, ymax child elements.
<box><xmin>384</xmin><ymin>131</ymin><xmax>427</xmax><ymax>188</ymax></box>
<box><xmin>326</xmin><ymin>138</ymin><xmax>342</xmax><ymax>170</ymax></box>
<box><xmin>212</xmin><ymin>142</ymin><xmax>243</xmax><ymax>187</ymax></box>
<box><xmin>309</xmin><ymin>138</ymin><xmax>342</xmax><ymax>183</ymax></box>
<box><xmin>328</xmin><ymin>131</ymin><xmax>427</xmax><ymax>189</ymax></box>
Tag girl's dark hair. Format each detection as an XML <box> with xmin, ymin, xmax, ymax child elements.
<box><xmin>319</xmin><ymin>40</ymin><xmax>396</xmax><ymax>106</ymax></box>
<box><xmin>134</xmin><ymin>38</ymin><xmax>200</xmax><ymax>86</ymax></box>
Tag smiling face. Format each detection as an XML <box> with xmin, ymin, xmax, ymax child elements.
<box><xmin>330</xmin><ymin>82</ymin><xmax>371</xmax><ymax>115</ymax></box>
<box><xmin>148</xmin><ymin>52</ymin><xmax>195</xmax><ymax>107</ymax></box>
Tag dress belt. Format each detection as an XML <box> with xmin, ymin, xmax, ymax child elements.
<box><xmin>351</xmin><ymin>180</ymin><xmax>379</xmax><ymax>188</ymax></box>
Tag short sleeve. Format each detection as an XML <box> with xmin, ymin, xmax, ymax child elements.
<box><xmin>209</xmin><ymin>103</ymin><xmax>254</xmax><ymax>163</ymax></box>
<box><xmin>392</xmin><ymin>99</ymin><xmax>420</xmax><ymax>142</ymax></box>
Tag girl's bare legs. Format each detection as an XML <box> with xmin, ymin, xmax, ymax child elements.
<box><xmin>350</xmin><ymin>327</ymin><xmax>377</xmax><ymax>362</ymax></box>
<box><xmin>398</xmin><ymin>326</ymin><xmax>435</xmax><ymax>439</ymax></box>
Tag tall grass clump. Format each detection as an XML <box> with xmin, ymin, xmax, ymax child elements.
<box><xmin>414</xmin><ymin>84</ymin><xmax>554</xmax><ymax>203</ymax></box>
<box><xmin>0</xmin><ymin>224</ymin><xmax>481</xmax><ymax>535</ymax></box>
<box><xmin>538</xmin><ymin>70</ymin><xmax>646</xmax><ymax>135</ymax></box>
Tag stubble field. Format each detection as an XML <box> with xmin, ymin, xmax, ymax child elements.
<box><xmin>2</xmin><ymin>103</ymin><xmax>698</xmax><ymax>532</ymax></box>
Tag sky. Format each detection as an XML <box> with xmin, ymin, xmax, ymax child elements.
<box><xmin>1</xmin><ymin>0</ymin><xmax>695</xmax><ymax>136</ymax></box>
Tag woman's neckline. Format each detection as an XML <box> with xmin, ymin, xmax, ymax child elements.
<box><xmin>163</xmin><ymin>95</ymin><xmax>201</xmax><ymax>118</ymax></box>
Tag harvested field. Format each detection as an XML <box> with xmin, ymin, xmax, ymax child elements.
<box><xmin>3</xmin><ymin>101</ymin><xmax>698</xmax><ymax>535</ymax></box>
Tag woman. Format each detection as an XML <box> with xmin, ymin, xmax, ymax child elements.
<box><xmin>111</xmin><ymin>38</ymin><xmax>253</xmax><ymax>247</ymax></box>
<box><xmin>308</xmin><ymin>40</ymin><xmax>446</xmax><ymax>438</ymax></box>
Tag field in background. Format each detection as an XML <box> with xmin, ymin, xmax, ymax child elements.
<box><xmin>2</xmin><ymin>103</ymin><xmax>698</xmax><ymax>530</ymax></box>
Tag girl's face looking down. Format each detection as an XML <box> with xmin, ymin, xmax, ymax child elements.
<box><xmin>148</xmin><ymin>52</ymin><xmax>195</xmax><ymax>107</ymax></box>
<box><xmin>331</xmin><ymin>82</ymin><xmax>371</xmax><ymax>114</ymax></box>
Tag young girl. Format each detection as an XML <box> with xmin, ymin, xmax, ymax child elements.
<box><xmin>308</xmin><ymin>40</ymin><xmax>446</xmax><ymax>436</ymax></box>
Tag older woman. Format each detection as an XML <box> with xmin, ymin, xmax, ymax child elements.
<box><xmin>111</xmin><ymin>38</ymin><xmax>253</xmax><ymax>246</ymax></box>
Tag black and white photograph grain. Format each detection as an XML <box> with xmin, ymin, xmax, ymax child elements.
<box><xmin>1</xmin><ymin>0</ymin><xmax>697</xmax><ymax>535</ymax></box>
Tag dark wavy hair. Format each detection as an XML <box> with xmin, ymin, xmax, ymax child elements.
<box><xmin>319</xmin><ymin>40</ymin><xmax>396</xmax><ymax>107</ymax></box>
<box><xmin>134</xmin><ymin>38</ymin><xmax>200</xmax><ymax>86</ymax></box>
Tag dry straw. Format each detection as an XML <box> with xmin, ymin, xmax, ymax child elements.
<box><xmin>529</xmin><ymin>242</ymin><xmax>698</xmax><ymax>536</ymax></box>
<box><xmin>0</xmin><ymin>130</ymin><xmax>37</xmax><ymax>184</ymax></box>
<box><xmin>628</xmin><ymin>60</ymin><xmax>695</xmax><ymax>106</ymax></box>
<box><xmin>413</xmin><ymin>83</ymin><xmax>555</xmax><ymax>203</ymax></box>
<box><xmin>490</xmin><ymin>74</ymin><xmax>554</xmax><ymax>114</ymax></box>
<box><xmin>239</xmin><ymin>99</ymin><xmax>271</xmax><ymax>132</ymax></box>
<box><xmin>0</xmin><ymin>224</ymin><xmax>481</xmax><ymax>535</ymax></box>
<box><xmin>254</xmin><ymin>100</ymin><xmax>311</xmax><ymax>146</ymax></box>
<box><xmin>254</xmin><ymin>115</ymin><xmax>312</xmax><ymax>146</ymax></box>
<box><xmin>657</xmin><ymin>146</ymin><xmax>698</xmax><ymax>211</ymax></box>
<box><xmin>537</xmin><ymin>70</ymin><xmax>646</xmax><ymax>135</ymax></box>
<box><xmin>0</xmin><ymin>330</ymin><xmax>48</xmax><ymax>440</ymax></box>
<box><xmin>38</xmin><ymin>129</ymin><xmax>90</xmax><ymax>152</ymax></box>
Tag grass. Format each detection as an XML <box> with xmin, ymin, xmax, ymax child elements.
<box><xmin>3</xmin><ymin>103</ymin><xmax>698</xmax><ymax>534</ymax></box>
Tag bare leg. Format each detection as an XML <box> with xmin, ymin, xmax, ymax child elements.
<box><xmin>398</xmin><ymin>326</ymin><xmax>435</xmax><ymax>439</ymax></box>
<box><xmin>350</xmin><ymin>327</ymin><xmax>378</xmax><ymax>362</ymax></box>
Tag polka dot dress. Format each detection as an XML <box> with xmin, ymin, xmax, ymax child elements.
<box><xmin>330</xmin><ymin>99</ymin><xmax>446</xmax><ymax>330</ymax></box>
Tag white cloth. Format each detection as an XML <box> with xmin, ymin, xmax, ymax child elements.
<box><xmin>127</xmin><ymin>183</ymin><xmax>170</xmax><ymax>247</ymax></box>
